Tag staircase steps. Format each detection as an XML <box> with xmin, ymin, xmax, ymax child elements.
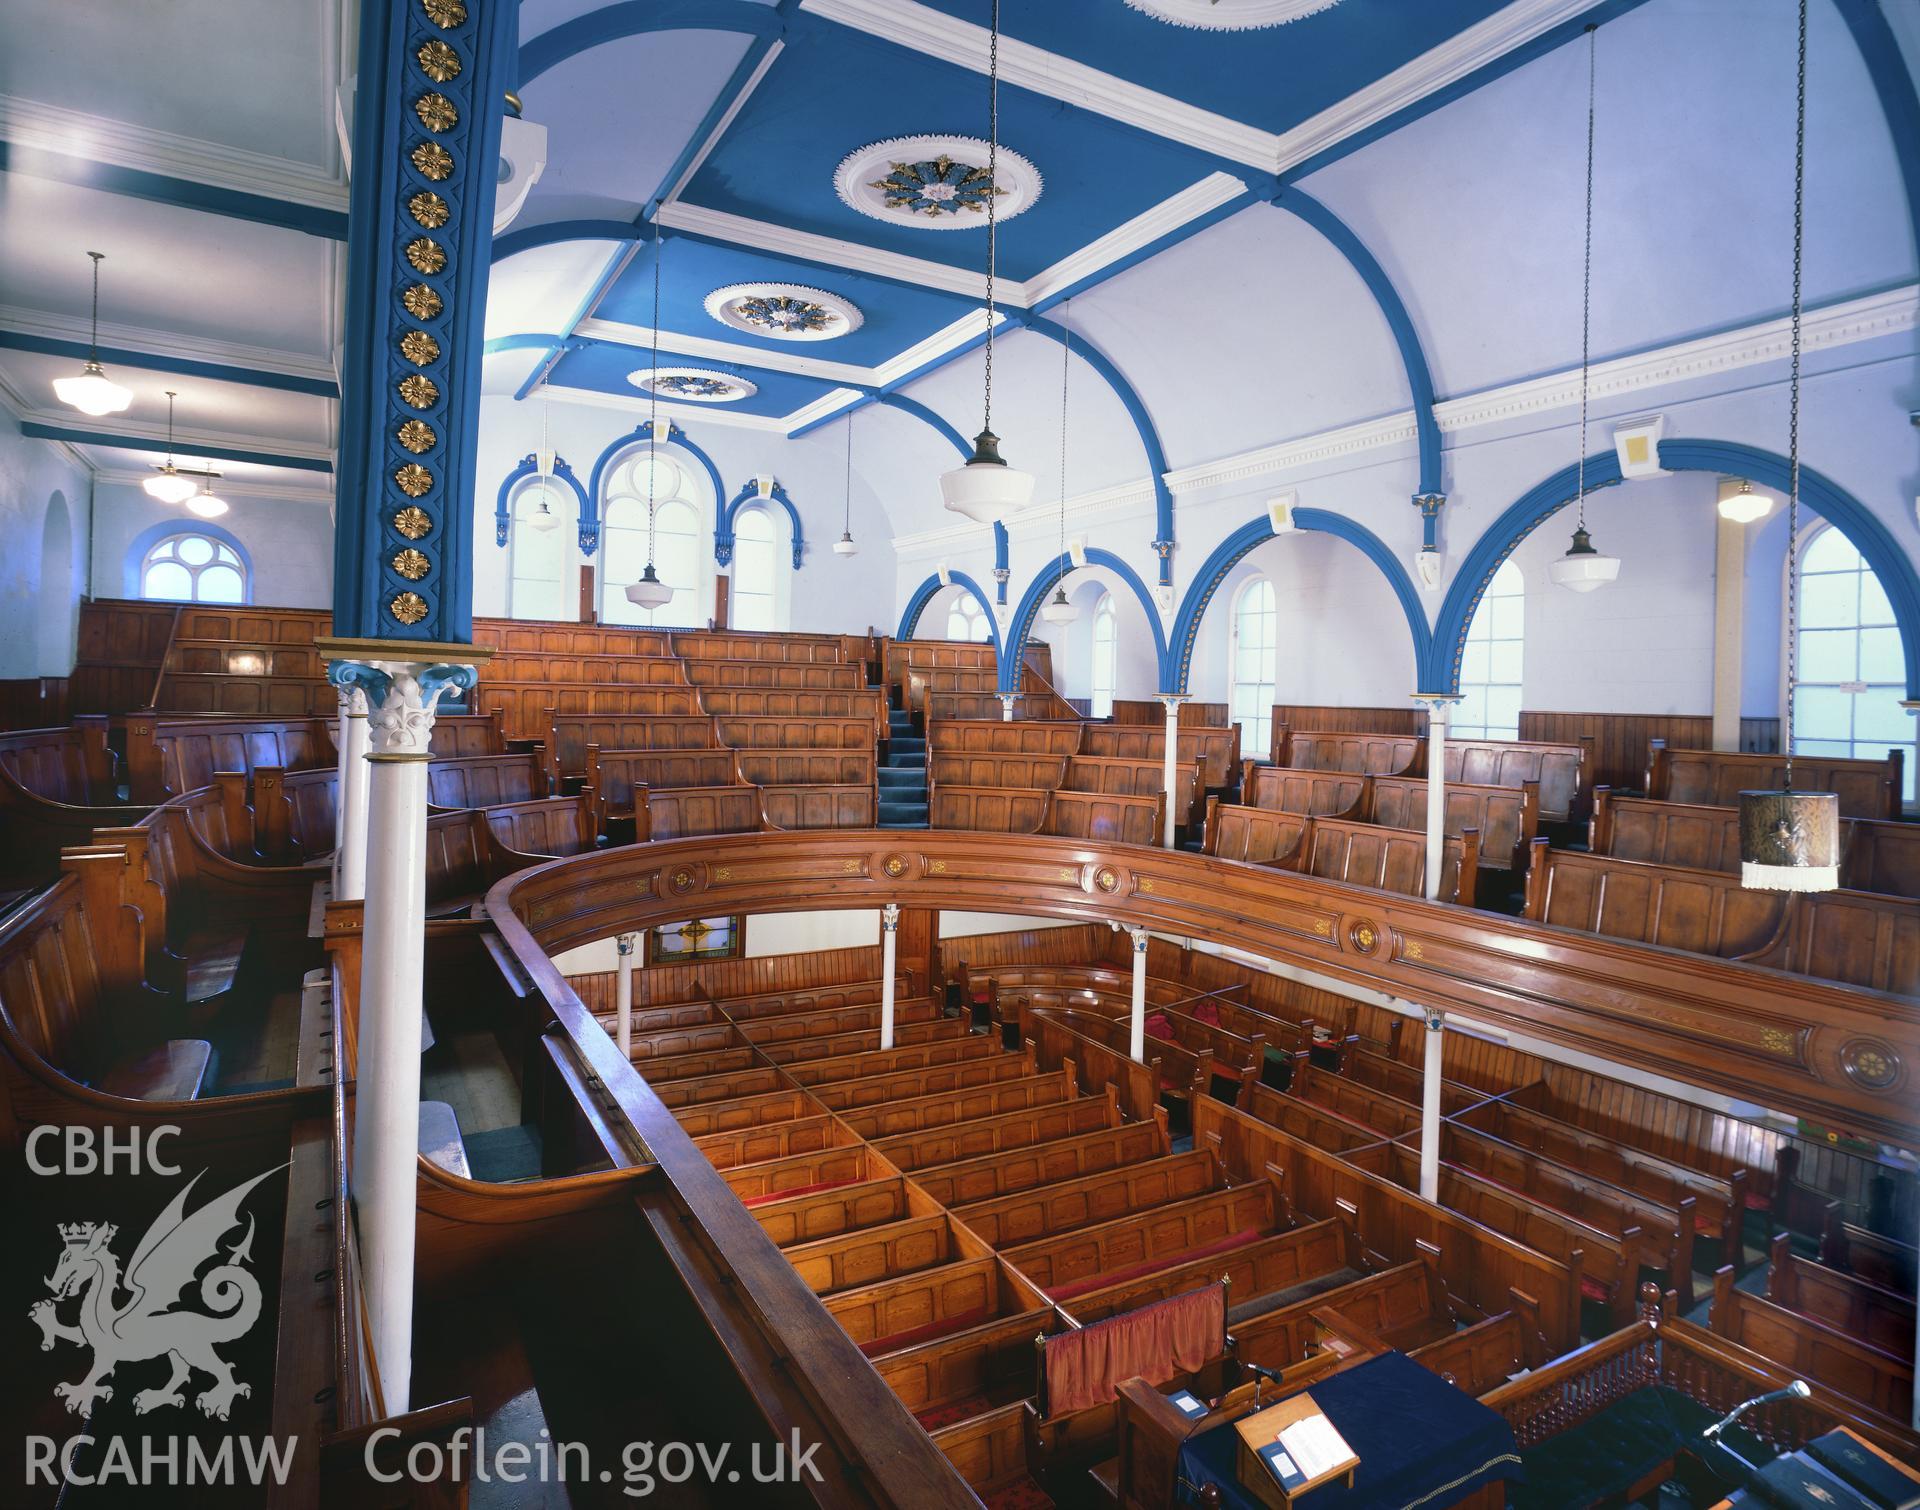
<box><xmin>880</xmin><ymin>709</ymin><xmax>928</xmax><ymax>829</ymax></box>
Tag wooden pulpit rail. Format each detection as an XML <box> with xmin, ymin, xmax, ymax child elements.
<box><xmin>489</xmin><ymin>831</ymin><xmax>1920</xmax><ymax>1148</ymax></box>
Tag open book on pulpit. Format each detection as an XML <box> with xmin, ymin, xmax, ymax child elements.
<box><xmin>1233</xmin><ymin>1391</ymin><xmax>1360</xmax><ymax>1505</ymax></box>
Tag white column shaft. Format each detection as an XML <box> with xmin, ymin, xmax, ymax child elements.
<box><xmin>1419</xmin><ymin>1013</ymin><xmax>1444</xmax><ymax>1203</ymax></box>
<box><xmin>1424</xmin><ymin>706</ymin><xmax>1448</xmax><ymax>902</ymax></box>
<box><xmin>615</xmin><ymin>936</ymin><xmax>635</xmax><ymax>1059</ymax></box>
<box><xmin>353</xmin><ymin>752</ymin><xmax>429</xmax><ymax>1414</ymax></box>
<box><xmin>1161</xmin><ymin>700</ymin><xmax>1182</xmax><ymax>849</ymax></box>
<box><xmin>337</xmin><ymin>706</ymin><xmax>371</xmax><ymax>901</ymax></box>
<box><xmin>880</xmin><ymin>910</ymin><xmax>899</xmax><ymax>1050</ymax></box>
<box><xmin>999</xmin><ymin>694</ymin><xmax>1015</xmax><ymax>723</ymax></box>
<box><xmin>1129</xmin><ymin>929</ymin><xmax>1149</xmax><ymax>1062</ymax></box>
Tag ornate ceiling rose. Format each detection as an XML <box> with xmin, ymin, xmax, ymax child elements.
<box><xmin>625</xmin><ymin>366</ymin><xmax>758</xmax><ymax>404</ymax></box>
<box><xmin>1121</xmin><ymin>0</ymin><xmax>1341</xmax><ymax>28</ymax></box>
<box><xmin>704</xmin><ymin>283</ymin><xmax>864</xmax><ymax>342</ymax></box>
<box><xmin>833</xmin><ymin>135</ymin><xmax>1041</xmax><ymax>230</ymax></box>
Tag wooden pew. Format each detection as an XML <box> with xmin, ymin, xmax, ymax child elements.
<box><xmin>427</xmin><ymin>709</ymin><xmax>510</xmax><ymax>758</ymax></box>
<box><xmin>873</xmin><ymin>1308</ymin><xmax>1057</xmax><ymax>1430</ymax></box>
<box><xmin>786</xmin><ymin>1212</ymin><xmax>964</xmax><ymax>1297</ymax></box>
<box><xmin>1270</xmin><ymin>726</ymin><xmax>1420</xmax><ymax>776</ymax></box>
<box><xmin>760</xmin><ymin>783</ymin><xmax>876</xmax><ymax>831</ymax></box>
<box><xmin>1822</xmin><ymin>1216</ymin><xmax>1919</xmax><ymax>1294</ymax></box>
<box><xmin>1646</xmin><ymin>739</ymin><xmax>1903</xmax><ymax>820</ymax></box>
<box><xmin>1838</xmin><ymin>817</ymin><xmax>1920</xmax><ymax>898</ymax></box>
<box><xmin>872</xmin><ymin>1093</ymin><xmax>1121</xmax><ymax>1172</ymax></box>
<box><xmin>698</xmin><ymin>687</ymin><xmax>886</xmax><ymax>739</ymax></box>
<box><xmin>911</xmin><ymin>1120</ymin><xmax>1167</xmax><ymax>1208</ymax></box>
<box><xmin>1062</xmin><ymin>1216</ymin><xmax>1350</xmax><ymax>1324</ymax></box>
<box><xmin>1294</xmin><ymin>815</ymin><xmax>1479</xmax><ymax>906</ymax></box>
<box><xmin>1521</xmin><ymin>842</ymin><xmax>1788</xmax><ymax>959</ymax></box>
<box><xmin>950</xmin><ymin>1150</ymin><xmax>1220</xmax><ymax>1248</ymax></box>
<box><xmin>1003</xmin><ymin>1184</ymin><xmax>1278</xmax><ymax>1301</ymax></box>
<box><xmin>1240</xmin><ymin>1083</ymin><xmax>1382</xmax><ymax>1154</ymax></box>
<box><xmin>747</xmin><ymin>1176</ymin><xmax>909</xmax><ymax>1247</ymax></box>
<box><xmin>1406</xmin><ymin>1289</ymin><xmax>1547</xmax><ymax>1396</ymax></box>
<box><xmin>929</xmin><ymin>784</ymin><xmax>1049</xmax><ymax>835</ymax></box>
<box><xmin>1443</xmin><ymin>737</ymin><xmax>1585</xmax><ymax>823</ymax></box>
<box><xmin>693</xmin><ymin>1114</ymin><xmax>847</xmax><ymax>1171</ymax></box>
<box><xmin>1202</xmin><ymin>800</ymin><xmax>1308</xmax><ymax>866</ymax></box>
<box><xmin>1044</xmin><ymin>788</ymin><xmax>1165</xmax><ymax>847</ymax></box>
<box><xmin>1741</xmin><ymin>886</ymin><xmax>1920</xmax><ymax>995</ymax></box>
<box><xmin>1370</xmin><ymin>774</ymin><xmax>1540</xmax><ymax>872</ymax></box>
<box><xmin>481</xmin><ymin>793</ymin><xmax>598</xmax><ymax>858</ymax></box>
<box><xmin>683</xmin><ymin>660</ymin><xmax>867</xmax><ymax>692</ymax></box>
<box><xmin>636</xmin><ymin>785</ymin><xmax>765</xmax><ymax>842</ymax></box>
<box><xmin>0</xmin><ymin>722</ymin><xmax>148</xmax><ymax>886</ymax></box>
<box><xmin>736</xmin><ymin>749</ymin><xmax>875</xmax><ymax>786</ymax></box>
<box><xmin>473</xmin><ymin>619</ymin><xmax>672</xmax><ymax>656</ymax></box>
<box><xmin>1710</xmin><ymin>1264</ymin><xmax>1913</xmax><ymax>1425</ymax></box>
<box><xmin>713</xmin><ymin>715</ymin><xmax>873</xmax><ymax>751</ymax></box>
<box><xmin>1080</xmin><ymin>723</ymin><xmax>1240</xmax><ymax>792</ymax></box>
<box><xmin>804</xmin><ymin>1051</ymin><xmax>1034</xmax><ymax>1112</ymax></box>
<box><xmin>826</xmin><ymin>1255</ymin><xmax>1003</xmax><ymax>1354</ymax></box>
<box><xmin>1239</xmin><ymin>763</ymin><xmax>1367</xmax><ymax>817</ymax></box>
<box><xmin>927</xmin><ymin>719</ymin><xmax>1083</xmax><ymax>758</ymax></box>
<box><xmin>129</xmin><ymin>715</ymin><xmax>336</xmax><ymax>802</ymax></box>
<box><xmin>581</xmin><ymin>748</ymin><xmax>737</xmax><ymax>823</ymax></box>
<box><xmin>836</xmin><ymin>1071</ymin><xmax>1076</xmax><ymax>1140</ymax></box>
<box><xmin>426</xmin><ymin>751</ymin><xmax>549</xmax><ymax>810</ymax></box>
<box><xmin>1063</xmin><ymin>755</ymin><xmax>1200</xmax><ymax>827</ymax></box>
<box><xmin>1286</xmin><ymin>1064</ymin><xmax>1420</xmax><ymax>1138</ymax></box>
<box><xmin>1232</xmin><ymin>1255</ymin><xmax>1460</xmax><ymax>1372</ymax></box>
<box><xmin>927</xmin><ymin>692</ymin><xmax>1068</xmax><ymax>721</ymax></box>
<box><xmin>929</xmin><ymin>752</ymin><xmax>1069</xmax><ymax>790</ymax></box>
<box><xmin>1029</xmin><ymin>1009</ymin><xmax>1178</xmax><ymax>1122</ymax></box>
<box><xmin>1768</xmin><ymin>1233</ymin><xmax>1916</xmax><ymax>1357</ymax></box>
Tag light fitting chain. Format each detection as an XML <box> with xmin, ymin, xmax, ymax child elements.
<box><xmin>983</xmin><ymin>0</ymin><xmax>1000</xmax><ymax>437</ymax></box>
<box><xmin>1575</xmin><ymin>26</ymin><xmax>1595</xmax><ymax>530</ymax></box>
<box><xmin>1784</xmin><ymin>0</ymin><xmax>1807</xmax><ymax>788</ymax></box>
<box><xmin>1057</xmin><ymin>300</ymin><xmax>1071</xmax><ymax>566</ymax></box>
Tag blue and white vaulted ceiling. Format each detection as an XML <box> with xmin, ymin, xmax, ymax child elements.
<box><xmin>485</xmin><ymin>0</ymin><xmax>1640</xmax><ymax>432</ymax></box>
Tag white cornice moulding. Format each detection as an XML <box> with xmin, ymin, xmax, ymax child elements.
<box><xmin>1268</xmin><ymin>0</ymin><xmax>1613</xmax><ymax>175</ymax></box>
<box><xmin>654</xmin><ymin>202</ymin><xmax>1005</xmax><ymax>304</ymax></box>
<box><xmin>534</xmin><ymin>382</ymin><xmax>800</xmax><ymax>433</ymax></box>
<box><xmin>0</xmin><ymin>304</ymin><xmax>338</xmax><ymax>386</ymax></box>
<box><xmin>801</xmin><ymin>0</ymin><xmax>1279</xmax><ymax>169</ymax></box>
<box><xmin>1023</xmin><ymin>173</ymin><xmax>1248</xmax><ymax>305</ymax></box>
<box><xmin>94</xmin><ymin>466</ymin><xmax>334</xmax><ymax>505</ymax></box>
<box><xmin>16</xmin><ymin>406</ymin><xmax>337</xmax><ymax>466</ymax></box>
<box><xmin>662</xmin><ymin>41</ymin><xmax>785</xmax><ymax>206</ymax></box>
<box><xmin>784</xmin><ymin>388</ymin><xmax>867</xmax><ymax>432</ymax></box>
<box><xmin>888</xmin><ymin>283</ymin><xmax>1920</xmax><ymax>554</ymax></box>
<box><xmin>873</xmin><ymin>309</ymin><xmax>1007</xmax><ymax>388</ymax></box>
<box><xmin>572</xmin><ymin>317</ymin><xmax>876</xmax><ymax>386</ymax></box>
<box><xmin>0</xmin><ymin>94</ymin><xmax>347</xmax><ymax>211</ymax></box>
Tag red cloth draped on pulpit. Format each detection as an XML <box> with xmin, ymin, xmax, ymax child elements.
<box><xmin>1042</xmin><ymin>1282</ymin><xmax>1226</xmax><ymax>1416</ymax></box>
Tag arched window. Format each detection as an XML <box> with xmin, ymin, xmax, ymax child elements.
<box><xmin>1230</xmin><ymin>577</ymin><xmax>1277</xmax><ymax>756</ymax></box>
<box><xmin>507</xmin><ymin>479</ymin><xmax>567</xmax><ymax>621</ymax></box>
<box><xmin>601</xmin><ymin>449</ymin><xmax>704</xmax><ymax>627</ymax></box>
<box><xmin>1455</xmin><ymin>560</ymin><xmax>1523</xmax><ymax>740</ymax></box>
<box><xmin>731</xmin><ymin>507</ymin><xmax>780</xmax><ymax>632</ymax></box>
<box><xmin>946</xmin><ymin>594</ymin><xmax>991</xmax><ymax>643</ymax></box>
<box><xmin>1090</xmin><ymin>593</ymin><xmax>1117</xmax><ymax>719</ymax></box>
<box><xmin>140</xmin><ymin>531</ymin><xmax>248</xmax><ymax>604</ymax></box>
<box><xmin>1794</xmin><ymin>526</ymin><xmax>1915</xmax><ymax>801</ymax></box>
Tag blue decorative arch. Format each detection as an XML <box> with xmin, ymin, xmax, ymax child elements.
<box><xmin>718</xmin><ymin>480</ymin><xmax>805</xmax><ymax>568</ymax></box>
<box><xmin>1426</xmin><ymin>438</ymin><xmax>1920</xmax><ymax>700</ymax></box>
<box><xmin>518</xmin><ymin>1</ymin><xmax>784</xmax><ymax>89</ymax></box>
<box><xmin>495</xmin><ymin>454</ymin><xmax>593</xmax><ymax>551</ymax></box>
<box><xmin>586</xmin><ymin>419</ymin><xmax>727</xmax><ymax>554</ymax></box>
<box><xmin>123</xmin><ymin>518</ymin><xmax>256</xmax><ymax>601</ymax></box>
<box><xmin>1021</xmin><ymin>313</ymin><xmax>1177</xmax><ymax>585</ymax></box>
<box><xmin>1165</xmin><ymin>509</ymin><xmax>1433</xmax><ymax>696</ymax></box>
<box><xmin>1835</xmin><ymin>0</ymin><xmax>1920</xmax><ymax>268</ymax></box>
<box><xmin>877</xmin><ymin>393</ymin><xmax>969</xmax><ymax>459</ymax></box>
<box><xmin>1002</xmin><ymin>549</ymin><xmax>1170</xmax><ymax>694</ymax></box>
<box><xmin>490</xmin><ymin>219</ymin><xmax>649</xmax><ymax>266</ymax></box>
<box><xmin>898</xmin><ymin>572</ymin><xmax>1003</xmax><ymax>658</ymax></box>
<box><xmin>1272</xmin><ymin>188</ymin><xmax>1442</xmax><ymax>500</ymax></box>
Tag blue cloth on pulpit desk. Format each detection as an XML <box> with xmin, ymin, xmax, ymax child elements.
<box><xmin>1175</xmin><ymin>1351</ymin><xmax>1524</xmax><ymax>1510</ymax></box>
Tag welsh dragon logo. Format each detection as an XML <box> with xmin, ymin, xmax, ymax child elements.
<box><xmin>29</xmin><ymin>1166</ymin><xmax>283</xmax><ymax>1420</ymax></box>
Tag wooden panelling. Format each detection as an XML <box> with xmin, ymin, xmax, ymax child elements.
<box><xmin>426</xmin><ymin>753</ymin><xmax>548</xmax><ymax>810</ymax></box>
<box><xmin>1045</xmin><ymin>788</ymin><xmax>1164</xmax><ymax>847</ymax></box>
<box><xmin>639</xmin><ymin>785</ymin><xmax>764</xmax><ymax>842</ymax></box>
<box><xmin>930</xmin><ymin>784</ymin><xmax>1049</xmax><ymax>834</ymax></box>
<box><xmin>929</xmin><ymin>752</ymin><xmax>1069</xmax><ymax>791</ymax></box>
<box><xmin>1273</xmin><ymin>705</ymin><xmax>1426</xmax><ymax>736</ymax></box>
<box><xmin>761</xmin><ymin>783</ymin><xmax>876</xmax><ymax>831</ymax></box>
<box><xmin>1371</xmin><ymin>775</ymin><xmax>1539</xmax><ymax>872</ymax></box>
<box><xmin>1110</xmin><ymin>701</ymin><xmax>1228</xmax><ymax>728</ymax></box>
<box><xmin>1648</xmin><ymin>741</ymin><xmax>1903</xmax><ymax>820</ymax></box>
<box><xmin>1518</xmin><ymin>710</ymin><xmax>1713</xmax><ymax>793</ymax></box>
<box><xmin>1241</xmin><ymin>765</ymin><xmax>1367</xmax><ymax>817</ymax></box>
<box><xmin>1080</xmin><ymin>724</ymin><xmax>1240</xmax><ymax>790</ymax></box>
<box><xmin>1522</xmin><ymin>843</ymin><xmax>1789</xmax><ymax>960</ymax></box>
<box><xmin>1273</xmin><ymin>727</ymin><xmax>1422</xmax><ymax>776</ymax></box>
<box><xmin>928</xmin><ymin>719</ymin><xmax>1083</xmax><ymax>757</ymax></box>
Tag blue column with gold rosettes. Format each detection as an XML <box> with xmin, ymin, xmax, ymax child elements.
<box><xmin>332</xmin><ymin>0</ymin><xmax>515</xmax><ymax>643</ymax></box>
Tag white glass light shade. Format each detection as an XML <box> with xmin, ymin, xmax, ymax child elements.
<box><xmin>144</xmin><ymin>466</ymin><xmax>198</xmax><ymax>504</ymax></box>
<box><xmin>186</xmin><ymin>490</ymin><xmax>229</xmax><ymax>519</ymax></box>
<box><xmin>940</xmin><ymin>428</ymin><xmax>1033</xmax><ymax>525</ymax></box>
<box><xmin>525</xmin><ymin>494</ymin><xmax>560</xmax><ymax>532</ymax></box>
<box><xmin>1040</xmin><ymin>588</ymin><xmax>1078</xmax><ymax>625</ymax></box>
<box><xmin>53</xmin><ymin>362</ymin><xmax>132</xmax><ymax>417</ymax></box>
<box><xmin>1548</xmin><ymin>525</ymin><xmax>1620</xmax><ymax>593</ymax></box>
<box><xmin>1414</xmin><ymin>547</ymin><xmax>1443</xmax><ymax>590</ymax></box>
<box><xmin>625</xmin><ymin>565</ymin><xmax>673</xmax><ymax>609</ymax></box>
<box><xmin>1718</xmin><ymin>481</ymin><xmax>1772</xmax><ymax>524</ymax></box>
<box><xmin>832</xmin><ymin>532</ymin><xmax>858</xmax><ymax>557</ymax></box>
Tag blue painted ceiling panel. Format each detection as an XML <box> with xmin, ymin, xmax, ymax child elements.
<box><xmin>548</xmin><ymin>338</ymin><xmax>842</xmax><ymax>418</ymax></box>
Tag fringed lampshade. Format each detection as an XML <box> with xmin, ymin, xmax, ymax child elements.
<box><xmin>1738</xmin><ymin>788</ymin><xmax>1840</xmax><ymax>892</ymax></box>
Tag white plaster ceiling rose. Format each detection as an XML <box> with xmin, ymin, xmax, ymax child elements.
<box><xmin>1121</xmin><ymin>0</ymin><xmax>1342</xmax><ymax>29</ymax></box>
<box><xmin>625</xmin><ymin>367</ymin><xmax>758</xmax><ymax>403</ymax></box>
<box><xmin>834</xmin><ymin>135</ymin><xmax>1042</xmax><ymax>230</ymax></box>
<box><xmin>704</xmin><ymin>283</ymin><xmax>865</xmax><ymax>342</ymax></box>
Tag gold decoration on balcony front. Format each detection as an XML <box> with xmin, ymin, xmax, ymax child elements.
<box><xmin>401</xmin><ymin>284</ymin><xmax>443</xmax><ymax>321</ymax></box>
<box><xmin>395</xmin><ymin>462</ymin><xmax>433</xmax><ymax>497</ymax></box>
<box><xmin>392</xmin><ymin>505</ymin><xmax>433</xmax><ymax>540</ymax></box>
<box><xmin>396</xmin><ymin>419</ymin><xmax>437</xmax><ymax>454</ymax></box>
<box><xmin>389</xmin><ymin>591</ymin><xmax>429</xmax><ymax>625</ymax></box>
<box><xmin>391</xmin><ymin>548</ymin><xmax>432</xmax><ymax>581</ymax></box>
<box><xmin>417</xmin><ymin>40</ymin><xmax>462</xmax><ymax>82</ymax></box>
<box><xmin>422</xmin><ymin>0</ymin><xmax>467</xmax><ymax>28</ymax></box>
<box><xmin>414</xmin><ymin>93</ymin><xmax>458</xmax><ymax>132</ymax></box>
<box><xmin>409</xmin><ymin>191</ymin><xmax>450</xmax><ymax>229</ymax></box>
<box><xmin>397</xmin><ymin>373</ymin><xmax>440</xmax><ymax>409</ymax></box>
<box><xmin>399</xmin><ymin>328</ymin><xmax>441</xmax><ymax>366</ymax></box>
<box><xmin>410</xmin><ymin>142</ymin><xmax>454</xmax><ymax>181</ymax></box>
<box><xmin>405</xmin><ymin>238</ymin><xmax>446</xmax><ymax>275</ymax></box>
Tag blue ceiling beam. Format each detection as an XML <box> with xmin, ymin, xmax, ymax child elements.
<box><xmin>0</xmin><ymin>331</ymin><xmax>339</xmax><ymax>398</ymax></box>
<box><xmin>517</xmin><ymin>0</ymin><xmax>784</xmax><ymax>90</ymax></box>
<box><xmin>0</xmin><ymin>143</ymin><xmax>348</xmax><ymax>240</ymax></box>
<box><xmin>1269</xmin><ymin>185</ymin><xmax>1441</xmax><ymax>498</ymax></box>
<box><xmin>22</xmin><ymin>419</ymin><xmax>333</xmax><ymax>473</ymax></box>
<box><xmin>1833</xmin><ymin>0</ymin><xmax>1920</xmax><ymax>267</ymax></box>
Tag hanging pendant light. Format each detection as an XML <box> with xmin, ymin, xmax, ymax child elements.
<box><xmin>626</xmin><ymin>235</ymin><xmax>676</xmax><ymax>612</ymax></box>
<box><xmin>940</xmin><ymin>0</ymin><xmax>1034</xmax><ymax>525</ymax></box>
<box><xmin>1742</xmin><ymin>0</ymin><xmax>1839</xmax><ymax>893</ymax></box>
<box><xmin>833</xmin><ymin>412</ymin><xmax>858</xmax><ymax>556</ymax></box>
<box><xmin>1718</xmin><ymin>479</ymin><xmax>1773</xmax><ymax>524</ymax></box>
<box><xmin>1549</xmin><ymin>30</ymin><xmax>1621</xmax><ymax>595</ymax></box>
<box><xmin>52</xmin><ymin>252</ymin><xmax>133</xmax><ymax>417</ymax></box>
<box><xmin>526</xmin><ymin>406</ymin><xmax>560</xmax><ymax>531</ymax></box>
<box><xmin>144</xmin><ymin>391</ymin><xmax>198</xmax><ymax>503</ymax></box>
<box><xmin>186</xmin><ymin>469</ymin><xmax>229</xmax><ymax>519</ymax></box>
<box><xmin>1041</xmin><ymin>302</ymin><xmax>1079</xmax><ymax>626</ymax></box>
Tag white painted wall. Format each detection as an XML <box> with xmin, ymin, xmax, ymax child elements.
<box><xmin>0</xmin><ymin>412</ymin><xmax>90</xmax><ymax>679</ymax></box>
<box><xmin>939</xmin><ymin>912</ymin><xmax>1080</xmax><ymax>939</ymax></box>
<box><xmin>89</xmin><ymin>479</ymin><xmax>334</xmax><ymax>609</ymax></box>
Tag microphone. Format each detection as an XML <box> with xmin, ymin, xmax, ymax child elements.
<box><xmin>1703</xmin><ymin>1380</ymin><xmax>1811</xmax><ymax>1441</ymax></box>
